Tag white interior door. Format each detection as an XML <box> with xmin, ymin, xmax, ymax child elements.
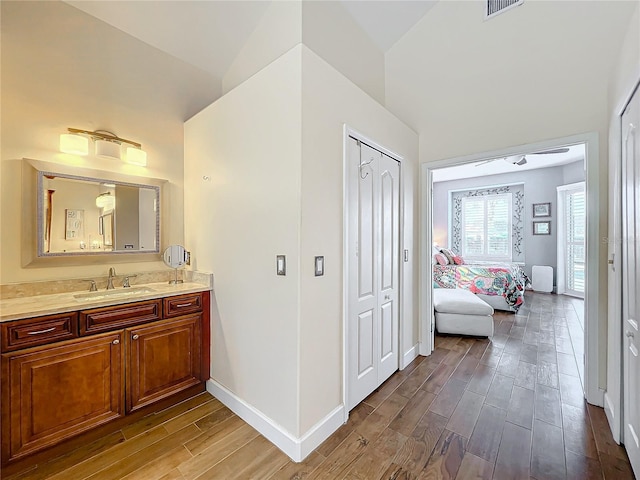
<box><xmin>622</xmin><ymin>86</ymin><xmax>640</xmax><ymax>476</ymax></box>
<box><xmin>347</xmin><ymin>138</ymin><xmax>399</xmax><ymax>411</ymax></box>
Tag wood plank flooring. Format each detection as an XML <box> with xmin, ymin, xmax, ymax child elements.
<box><xmin>4</xmin><ymin>292</ymin><xmax>634</xmax><ymax>480</ymax></box>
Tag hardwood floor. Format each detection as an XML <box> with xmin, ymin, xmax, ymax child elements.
<box><xmin>4</xmin><ymin>292</ymin><xmax>634</xmax><ymax>480</ymax></box>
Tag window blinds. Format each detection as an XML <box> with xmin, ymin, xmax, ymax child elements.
<box><xmin>566</xmin><ymin>189</ymin><xmax>586</xmax><ymax>293</ymax></box>
<box><xmin>461</xmin><ymin>193</ymin><xmax>512</xmax><ymax>260</ymax></box>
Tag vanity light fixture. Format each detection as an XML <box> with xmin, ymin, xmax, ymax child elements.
<box><xmin>124</xmin><ymin>146</ymin><xmax>147</xmax><ymax>166</ymax></box>
<box><xmin>60</xmin><ymin>128</ymin><xmax>147</xmax><ymax>166</ymax></box>
<box><xmin>96</xmin><ymin>192</ymin><xmax>115</xmax><ymax>210</ymax></box>
<box><xmin>59</xmin><ymin>133</ymin><xmax>89</xmax><ymax>155</ymax></box>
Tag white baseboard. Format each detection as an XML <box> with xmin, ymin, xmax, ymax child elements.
<box><xmin>400</xmin><ymin>344</ymin><xmax>419</xmax><ymax>370</ymax></box>
<box><xmin>206</xmin><ymin>379</ymin><xmax>344</xmax><ymax>462</ymax></box>
<box><xmin>604</xmin><ymin>391</ymin><xmax>621</xmax><ymax>444</ymax></box>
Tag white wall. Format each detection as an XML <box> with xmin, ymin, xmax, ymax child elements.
<box><xmin>185</xmin><ymin>47</ymin><xmax>302</xmax><ymax>435</ymax></box>
<box><xmin>1</xmin><ymin>1</ymin><xmax>218</xmax><ymax>283</ymax></box>
<box><xmin>300</xmin><ymin>46</ymin><xmax>418</xmax><ymax>433</ymax></box>
<box><xmin>605</xmin><ymin>2</ymin><xmax>640</xmax><ymax>441</ymax></box>
<box><xmin>386</xmin><ymin>0</ymin><xmax>637</xmax><ymax>390</ymax></box>
<box><xmin>185</xmin><ymin>44</ymin><xmax>418</xmax><ymax>443</ymax></box>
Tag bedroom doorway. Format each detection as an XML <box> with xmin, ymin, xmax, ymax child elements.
<box><xmin>420</xmin><ymin>133</ymin><xmax>602</xmax><ymax>406</ymax></box>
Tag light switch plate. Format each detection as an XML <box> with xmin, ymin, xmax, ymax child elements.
<box><xmin>314</xmin><ymin>256</ymin><xmax>324</xmax><ymax>276</ymax></box>
<box><xmin>277</xmin><ymin>255</ymin><xmax>286</xmax><ymax>275</ymax></box>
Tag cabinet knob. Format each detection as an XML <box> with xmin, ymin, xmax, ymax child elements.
<box><xmin>112</xmin><ymin>339</ymin><xmax>120</xmax><ymax>345</ymax></box>
<box><xmin>626</xmin><ymin>331</ymin><xmax>635</xmax><ymax>339</ymax></box>
<box><xmin>132</xmin><ymin>334</ymin><xmax>139</xmax><ymax>340</ymax></box>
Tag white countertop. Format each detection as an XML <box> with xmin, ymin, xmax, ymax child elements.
<box><xmin>0</xmin><ymin>281</ymin><xmax>211</xmax><ymax>322</ymax></box>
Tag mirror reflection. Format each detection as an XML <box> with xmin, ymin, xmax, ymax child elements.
<box><xmin>38</xmin><ymin>171</ymin><xmax>160</xmax><ymax>256</ymax></box>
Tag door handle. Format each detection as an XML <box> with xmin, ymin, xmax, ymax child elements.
<box><xmin>384</xmin><ymin>295</ymin><xmax>391</xmax><ymax>300</ymax></box>
<box><xmin>626</xmin><ymin>331</ymin><xmax>635</xmax><ymax>338</ymax></box>
<box><xmin>27</xmin><ymin>327</ymin><xmax>56</xmax><ymax>335</ymax></box>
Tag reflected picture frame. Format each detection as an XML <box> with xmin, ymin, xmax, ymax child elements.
<box><xmin>533</xmin><ymin>221</ymin><xmax>551</xmax><ymax>235</ymax></box>
<box><xmin>532</xmin><ymin>202</ymin><xmax>551</xmax><ymax>217</ymax></box>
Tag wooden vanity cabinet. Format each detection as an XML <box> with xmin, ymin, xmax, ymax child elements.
<box><xmin>1</xmin><ymin>291</ymin><xmax>209</xmax><ymax>468</ymax></box>
<box><xmin>126</xmin><ymin>314</ymin><xmax>202</xmax><ymax>413</ymax></box>
<box><xmin>1</xmin><ymin>331</ymin><xmax>124</xmax><ymax>464</ymax></box>
<box><xmin>1</xmin><ymin>312</ymin><xmax>78</xmax><ymax>352</ymax></box>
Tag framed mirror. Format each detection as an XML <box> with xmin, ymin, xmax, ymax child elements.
<box><xmin>33</xmin><ymin>167</ymin><xmax>161</xmax><ymax>258</ymax></box>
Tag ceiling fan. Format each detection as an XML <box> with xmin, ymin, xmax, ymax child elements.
<box><xmin>475</xmin><ymin>147</ymin><xmax>570</xmax><ymax>167</ymax></box>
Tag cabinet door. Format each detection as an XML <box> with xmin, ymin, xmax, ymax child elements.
<box><xmin>1</xmin><ymin>332</ymin><xmax>123</xmax><ymax>463</ymax></box>
<box><xmin>126</xmin><ymin>314</ymin><xmax>201</xmax><ymax>413</ymax></box>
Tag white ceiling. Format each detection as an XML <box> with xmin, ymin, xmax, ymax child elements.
<box><xmin>432</xmin><ymin>144</ymin><xmax>586</xmax><ymax>183</ymax></box>
<box><xmin>340</xmin><ymin>1</ymin><xmax>438</xmax><ymax>52</ymax></box>
<box><xmin>65</xmin><ymin>1</ymin><xmax>271</xmax><ymax>81</ymax></box>
<box><xmin>65</xmin><ymin>0</ymin><xmax>438</xmax><ymax>81</ymax></box>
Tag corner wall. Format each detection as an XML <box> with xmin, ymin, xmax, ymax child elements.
<box><xmin>185</xmin><ymin>43</ymin><xmax>418</xmax><ymax>452</ymax></box>
<box><xmin>184</xmin><ymin>47</ymin><xmax>303</xmax><ymax>435</ymax></box>
<box><xmin>300</xmin><ymin>45</ymin><xmax>419</xmax><ymax>434</ymax></box>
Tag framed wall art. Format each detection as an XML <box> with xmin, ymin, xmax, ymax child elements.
<box><xmin>533</xmin><ymin>220</ymin><xmax>551</xmax><ymax>235</ymax></box>
<box><xmin>532</xmin><ymin>202</ymin><xmax>551</xmax><ymax>217</ymax></box>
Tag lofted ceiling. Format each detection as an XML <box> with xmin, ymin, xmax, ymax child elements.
<box><xmin>65</xmin><ymin>1</ymin><xmax>271</xmax><ymax>82</ymax></box>
<box><xmin>65</xmin><ymin>0</ymin><xmax>437</xmax><ymax>82</ymax></box>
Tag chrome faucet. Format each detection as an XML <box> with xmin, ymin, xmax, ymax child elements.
<box><xmin>107</xmin><ymin>267</ymin><xmax>116</xmax><ymax>290</ymax></box>
<box><xmin>122</xmin><ymin>274</ymin><xmax>137</xmax><ymax>288</ymax></box>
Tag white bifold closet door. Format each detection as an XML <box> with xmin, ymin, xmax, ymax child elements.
<box><xmin>622</xmin><ymin>86</ymin><xmax>640</xmax><ymax>477</ymax></box>
<box><xmin>347</xmin><ymin>138</ymin><xmax>399</xmax><ymax>411</ymax></box>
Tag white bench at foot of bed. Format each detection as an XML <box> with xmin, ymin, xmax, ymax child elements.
<box><xmin>433</xmin><ymin>288</ymin><xmax>494</xmax><ymax>337</ymax></box>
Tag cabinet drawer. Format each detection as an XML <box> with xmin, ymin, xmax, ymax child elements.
<box><xmin>163</xmin><ymin>293</ymin><xmax>202</xmax><ymax>318</ymax></box>
<box><xmin>80</xmin><ymin>299</ymin><xmax>162</xmax><ymax>335</ymax></box>
<box><xmin>1</xmin><ymin>313</ymin><xmax>78</xmax><ymax>353</ymax></box>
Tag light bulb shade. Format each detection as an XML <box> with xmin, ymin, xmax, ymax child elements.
<box><xmin>96</xmin><ymin>192</ymin><xmax>115</xmax><ymax>210</ymax></box>
<box><xmin>95</xmin><ymin>139</ymin><xmax>121</xmax><ymax>159</ymax></box>
<box><xmin>60</xmin><ymin>133</ymin><xmax>89</xmax><ymax>155</ymax></box>
<box><xmin>125</xmin><ymin>147</ymin><xmax>147</xmax><ymax>166</ymax></box>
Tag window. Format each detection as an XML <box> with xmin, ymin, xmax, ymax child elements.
<box><xmin>461</xmin><ymin>193</ymin><xmax>512</xmax><ymax>261</ymax></box>
<box><xmin>559</xmin><ymin>183</ymin><xmax>585</xmax><ymax>296</ymax></box>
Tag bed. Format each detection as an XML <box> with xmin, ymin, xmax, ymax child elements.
<box><xmin>433</xmin><ymin>262</ymin><xmax>530</xmax><ymax>313</ymax></box>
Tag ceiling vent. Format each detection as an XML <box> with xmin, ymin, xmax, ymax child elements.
<box><xmin>485</xmin><ymin>0</ymin><xmax>524</xmax><ymax>19</ymax></box>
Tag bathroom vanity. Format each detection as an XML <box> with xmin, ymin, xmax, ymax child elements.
<box><xmin>0</xmin><ymin>283</ymin><xmax>211</xmax><ymax>468</ymax></box>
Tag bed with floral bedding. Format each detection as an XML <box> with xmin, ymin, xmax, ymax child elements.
<box><xmin>433</xmin><ymin>262</ymin><xmax>530</xmax><ymax>313</ymax></box>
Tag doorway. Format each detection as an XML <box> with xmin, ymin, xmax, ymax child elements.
<box><xmin>345</xmin><ymin>133</ymin><xmax>401</xmax><ymax>411</ymax></box>
<box><xmin>421</xmin><ymin>133</ymin><xmax>602</xmax><ymax>406</ymax></box>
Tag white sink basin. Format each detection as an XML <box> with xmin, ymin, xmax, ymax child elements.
<box><xmin>73</xmin><ymin>286</ymin><xmax>156</xmax><ymax>301</ymax></box>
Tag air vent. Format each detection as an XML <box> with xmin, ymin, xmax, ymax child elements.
<box><xmin>486</xmin><ymin>0</ymin><xmax>524</xmax><ymax>19</ymax></box>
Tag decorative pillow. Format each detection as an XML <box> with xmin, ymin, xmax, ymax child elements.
<box><xmin>434</xmin><ymin>253</ymin><xmax>448</xmax><ymax>266</ymax></box>
<box><xmin>440</xmin><ymin>248</ymin><xmax>456</xmax><ymax>264</ymax></box>
<box><xmin>452</xmin><ymin>255</ymin><xmax>465</xmax><ymax>265</ymax></box>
